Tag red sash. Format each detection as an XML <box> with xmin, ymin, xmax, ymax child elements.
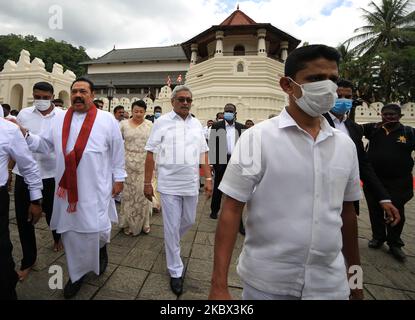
<box><xmin>57</xmin><ymin>104</ymin><xmax>98</xmax><ymax>212</ymax></box>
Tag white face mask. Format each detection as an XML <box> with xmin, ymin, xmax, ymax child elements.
<box><xmin>34</xmin><ymin>100</ymin><xmax>51</xmax><ymax>111</ymax></box>
<box><xmin>289</xmin><ymin>78</ymin><xmax>338</xmax><ymax>117</ymax></box>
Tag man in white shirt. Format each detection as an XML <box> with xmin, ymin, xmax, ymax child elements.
<box><xmin>144</xmin><ymin>85</ymin><xmax>212</xmax><ymax>296</ymax></box>
<box><xmin>2</xmin><ymin>104</ymin><xmax>17</xmax><ymax>121</ymax></box>
<box><xmin>0</xmin><ymin>115</ymin><xmax>43</xmax><ymax>300</ymax></box>
<box><xmin>209</xmin><ymin>45</ymin><xmax>363</xmax><ymax>300</ymax></box>
<box><xmin>21</xmin><ymin>78</ymin><xmax>126</xmax><ymax>299</ymax></box>
<box><xmin>13</xmin><ymin>82</ymin><xmax>64</xmax><ymax>281</ymax></box>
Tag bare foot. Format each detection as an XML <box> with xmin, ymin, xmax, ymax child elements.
<box><xmin>123</xmin><ymin>228</ymin><xmax>133</xmax><ymax>236</ymax></box>
<box><xmin>53</xmin><ymin>240</ymin><xmax>64</xmax><ymax>252</ymax></box>
<box><xmin>17</xmin><ymin>266</ymin><xmax>33</xmax><ymax>281</ymax></box>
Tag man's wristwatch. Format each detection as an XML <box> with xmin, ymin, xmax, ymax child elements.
<box><xmin>30</xmin><ymin>199</ymin><xmax>42</xmax><ymax>206</ymax></box>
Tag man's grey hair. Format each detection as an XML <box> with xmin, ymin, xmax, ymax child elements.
<box><xmin>171</xmin><ymin>85</ymin><xmax>192</xmax><ymax>99</ymax></box>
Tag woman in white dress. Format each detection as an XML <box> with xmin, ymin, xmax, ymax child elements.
<box><xmin>119</xmin><ymin>100</ymin><xmax>153</xmax><ymax>236</ymax></box>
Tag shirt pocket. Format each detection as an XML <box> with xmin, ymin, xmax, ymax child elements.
<box><xmin>329</xmin><ymin>167</ymin><xmax>349</xmax><ymax>210</ymax></box>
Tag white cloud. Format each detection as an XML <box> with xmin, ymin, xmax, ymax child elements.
<box><xmin>0</xmin><ymin>0</ymin><xmax>377</xmax><ymax>58</ymax></box>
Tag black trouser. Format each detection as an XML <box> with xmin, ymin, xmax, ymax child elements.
<box><xmin>0</xmin><ymin>186</ymin><xmax>18</xmax><ymax>300</ymax></box>
<box><xmin>15</xmin><ymin>175</ymin><xmax>60</xmax><ymax>270</ymax></box>
<box><xmin>211</xmin><ymin>163</ymin><xmax>228</xmax><ymax>215</ymax></box>
<box><xmin>363</xmin><ymin>177</ymin><xmax>412</xmax><ymax>247</ymax></box>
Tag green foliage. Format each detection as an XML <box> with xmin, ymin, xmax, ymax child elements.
<box><xmin>340</xmin><ymin>0</ymin><xmax>415</xmax><ymax>103</ymax></box>
<box><xmin>0</xmin><ymin>34</ymin><xmax>90</xmax><ymax>77</ymax></box>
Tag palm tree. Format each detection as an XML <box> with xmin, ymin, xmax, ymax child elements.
<box><xmin>344</xmin><ymin>0</ymin><xmax>415</xmax><ymax>56</ymax></box>
<box><xmin>343</xmin><ymin>0</ymin><xmax>415</xmax><ymax>101</ymax></box>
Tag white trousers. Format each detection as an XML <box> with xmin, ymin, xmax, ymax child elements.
<box><xmin>242</xmin><ymin>281</ymin><xmax>300</xmax><ymax>300</ymax></box>
<box><xmin>61</xmin><ymin>229</ymin><xmax>111</xmax><ymax>282</ymax></box>
<box><xmin>160</xmin><ymin>193</ymin><xmax>198</xmax><ymax>278</ymax></box>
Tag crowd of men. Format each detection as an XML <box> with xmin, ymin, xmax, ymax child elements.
<box><xmin>0</xmin><ymin>44</ymin><xmax>413</xmax><ymax>301</ymax></box>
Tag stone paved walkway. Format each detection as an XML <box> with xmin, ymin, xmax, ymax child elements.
<box><xmin>9</xmin><ymin>188</ymin><xmax>415</xmax><ymax>300</ymax></box>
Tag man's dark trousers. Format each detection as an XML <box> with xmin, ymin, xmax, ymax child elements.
<box><xmin>15</xmin><ymin>175</ymin><xmax>59</xmax><ymax>270</ymax></box>
<box><xmin>0</xmin><ymin>185</ymin><xmax>18</xmax><ymax>300</ymax></box>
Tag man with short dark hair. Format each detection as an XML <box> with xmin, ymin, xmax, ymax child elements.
<box><xmin>215</xmin><ymin>112</ymin><xmax>224</xmax><ymax>122</ymax></box>
<box><xmin>323</xmin><ymin>79</ymin><xmax>399</xmax><ymax>217</ymax></box>
<box><xmin>93</xmin><ymin>99</ymin><xmax>104</xmax><ymax>110</ymax></box>
<box><xmin>52</xmin><ymin>99</ymin><xmax>64</xmax><ymax>109</ymax></box>
<box><xmin>210</xmin><ymin>45</ymin><xmax>363</xmax><ymax>300</ymax></box>
<box><xmin>20</xmin><ymin>77</ymin><xmax>126</xmax><ymax>298</ymax></box>
<box><xmin>12</xmin><ymin>81</ymin><xmax>64</xmax><ymax>281</ymax></box>
<box><xmin>362</xmin><ymin>104</ymin><xmax>414</xmax><ymax>262</ymax></box>
<box><xmin>113</xmin><ymin>105</ymin><xmax>125</xmax><ymax>122</ymax></box>
<box><xmin>208</xmin><ymin>104</ymin><xmax>245</xmax><ymax>234</ymax></box>
<box><xmin>145</xmin><ymin>105</ymin><xmax>162</xmax><ymax>123</ymax></box>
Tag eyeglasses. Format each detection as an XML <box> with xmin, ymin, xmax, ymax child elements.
<box><xmin>176</xmin><ymin>97</ymin><xmax>193</xmax><ymax>103</ymax></box>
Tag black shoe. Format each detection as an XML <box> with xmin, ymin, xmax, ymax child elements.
<box><xmin>63</xmin><ymin>276</ymin><xmax>84</xmax><ymax>299</ymax></box>
<box><xmin>368</xmin><ymin>239</ymin><xmax>384</xmax><ymax>249</ymax></box>
<box><xmin>389</xmin><ymin>246</ymin><xmax>406</xmax><ymax>262</ymax></box>
<box><xmin>239</xmin><ymin>222</ymin><xmax>245</xmax><ymax>236</ymax></box>
<box><xmin>170</xmin><ymin>277</ymin><xmax>183</xmax><ymax>296</ymax></box>
<box><xmin>99</xmin><ymin>245</ymin><xmax>108</xmax><ymax>275</ymax></box>
<box><xmin>210</xmin><ymin>212</ymin><xmax>217</xmax><ymax>220</ymax></box>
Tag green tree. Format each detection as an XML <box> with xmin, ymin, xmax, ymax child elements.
<box><xmin>342</xmin><ymin>0</ymin><xmax>415</xmax><ymax>102</ymax></box>
<box><xmin>0</xmin><ymin>34</ymin><xmax>90</xmax><ymax>77</ymax></box>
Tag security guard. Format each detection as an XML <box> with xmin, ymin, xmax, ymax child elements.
<box><xmin>362</xmin><ymin>104</ymin><xmax>414</xmax><ymax>261</ymax></box>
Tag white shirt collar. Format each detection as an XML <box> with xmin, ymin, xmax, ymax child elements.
<box><xmin>329</xmin><ymin>111</ymin><xmax>347</xmax><ymax>123</ymax></box>
<box><xmin>279</xmin><ymin>108</ymin><xmax>334</xmax><ymax>138</ymax></box>
<box><xmin>169</xmin><ymin>110</ymin><xmax>192</xmax><ymax>121</ymax></box>
<box><xmin>225</xmin><ymin>120</ymin><xmax>235</xmax><ymax>128</ymax></box>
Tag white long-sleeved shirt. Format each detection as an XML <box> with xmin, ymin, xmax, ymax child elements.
<box><xmin>13</xmin><ymin>106</ymin><xmax>63</xmax><ymax>179</ymax></box>
<box><xmin>27</xmin><ymin>109</ymin><xmax>127</xmax><ymax>233</ymax></box>
<box><xmin>0</xmin><ymin>118</ymin><xmax>42</xmax><ymax>200</ymax></box>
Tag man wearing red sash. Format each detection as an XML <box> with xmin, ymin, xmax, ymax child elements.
<box><xmin>22</xmin><ymin>78</ymin><xmax>126</xmax><ymax>298</ymax></box>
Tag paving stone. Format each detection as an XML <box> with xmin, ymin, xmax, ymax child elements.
<box><xmin>194</xmin><ymin>231</ymin><xmax>215</xmax><ymax>246</ymax></box>
<box><xmin>365</xmin><ymin>284</ymin><xmax>412</xmax><ymax>300</ymax></box>
<box><xmin>16</xmin><ymin>269</ymin><xmax>57</xmax><ymax>299</ymax></box>
<box><xmin>103</xmin><ymin>266</ymin><xmax>148</xmax><ymax>296</ymax></box>
<box><xmin>31</xmin><ymin>246</ymin><xmax>65</xmax><ymax>271</ymax></box>
<box><xmin>121</xmin><ymin>248</ymin><xmax>159</xmax><ymax>271</ymax></box>
<box><xmin>135</xmin><ymin>235</ymin><xmax>164</xmax><ymax>253</ymax></box>
<box><xmin>137</xmin><ymin>273</ymin><xmax>177</xmax><ymax>300</ymax></box>
<box><xmin>181</xmin><ymin>230</ymin><xmax>196</xmax><ymax>243</ymax></box>
<box><xmin>52</xmin><ymin>283</ymin><xmax>99</xmax><ymax>300</ymax></box>
<box><xmin>110</xmin><ymin>232</ymin><xmax>140</xmax><ymax>248</ymax></box>
<box><xmin>151</xmin><ymin>215</ymin><xmax>164</xmax><ymax>226</ymax></box>
<box><xmin>179</xmin><ymin>278</ymin><xmax>210</xmax><ymax>300</ymax></box>
<box><xmin>84</xmin><ymin>263</ymin><xmax>117</xmax><ymax>287</ymax></box>
<box><xmin>148</xmin><ymin>224</ymin><xmax>165</xmax><ymax>239</ymax></box>
<box><xmin>93</xmin><ymin>288</ymin><xmax>136</xmax><ymax>300</ymax></box>
<box><xmin>152</xmin><ymin>252</ymin><xmax>189</xmax><ymax>276</ymax></box>
<box><xmin>381</xmin><ymin>268</ymin><xmax>415</xmax><ymax>291</ymax></box>
<box><xmin>362</xmin><ymin>265</ymin><xmax>395</xmax><ymax>287</ymax></box>
<box><xmin>107</xmin><ymin>244</ymin><xmax>133</xmax><ymax>265</ymax></box>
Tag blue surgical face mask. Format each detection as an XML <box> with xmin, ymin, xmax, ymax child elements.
<box><xmin>331</xmin><ymin>98</ymin><xmax>353</xmax><ymax>115</ymax></box>
<box><xmin>224</xmin><ymin>112</ymin><xmax>234</xmax><ymax>122</ymax></box>
<box><xmin>154</xmin><ymin>112</ymin><xmax>161</xmax><ymax>119</ymax></box>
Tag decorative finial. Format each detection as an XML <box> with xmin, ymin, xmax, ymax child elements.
<box><xmin>113</xmin><ymin>45</ymin><xmax>116</xmax><ymax>50</ymax></box>
<box><xmin>237</xmin><ymin>4</ymin><xmax>239</xmax><ymax>10</ymax></box>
